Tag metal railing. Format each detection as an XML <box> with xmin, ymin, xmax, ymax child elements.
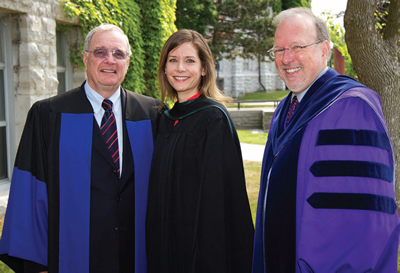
<box><xmin>232</xmin><ymin>100</ymin><xmax>280</xmax><ymax>110</ymax></box>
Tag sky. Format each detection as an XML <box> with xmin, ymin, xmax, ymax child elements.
<box><xmin>311</xmin><ymin>0</ymin><xmax>348</xmax><ymax>26</ymax></box>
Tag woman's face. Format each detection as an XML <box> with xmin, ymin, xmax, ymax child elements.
<box><xmin>165</xmin><ymin>42</ymin><xmax>205</xmax><ymax>102</ymax></box>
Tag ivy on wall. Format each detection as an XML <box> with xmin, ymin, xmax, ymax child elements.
<box><xmin>60</xmin><ymin>0</ymin><xmax>176</xmax><ymax>97</ymax></box>
<box><xmin>136</xmin><ymin>0</ymin><xmax>177</xmax><ymax>97</ymax></box>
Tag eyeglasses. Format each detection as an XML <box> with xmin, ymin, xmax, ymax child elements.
<box><xmin>268</xmin><ymin>40</ymin><xmax>323</xmax><ymax>58</ymax></box>
<box><xmin>85</xmin><ymin>48</ymin><xmax>130</xmax><ymax>60</ymax></box>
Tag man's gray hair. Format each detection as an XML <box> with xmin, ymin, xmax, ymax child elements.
<box><xmin>84</xmin><ymin>24</ymin><xmax>131</xmax><ymax>55</ymax></box>
<box><xmin>274</xmin><ymin>7</ymin><xmax>331</xmax><ymax>43</ymax></box>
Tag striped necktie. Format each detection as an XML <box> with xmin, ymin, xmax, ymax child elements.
<box><xmin>101</xmin><ymin>99</ymin><xmax>120</xmax><ymax>176</ymax></box>
<box><xmin>285</xmin><ymin>95</ymin><xmax>299</xmax><ymax>127</ymax></box>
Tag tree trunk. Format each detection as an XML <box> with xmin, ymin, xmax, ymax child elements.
<box><xmin>344</xmin><ymin>0</ymin><xmax>400</xmax><ymax>208</ymax></box>
<box><xmin>258</xmin><ymin>58</ymin><xmax>267</xmax><ymax>91</ymax></box>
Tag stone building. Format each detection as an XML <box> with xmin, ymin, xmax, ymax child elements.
<box><xmin>0</xmin><ymin>0</ymin><xmax>86</xmax><ymax>187</ymax></box>
<box><xmin>217</xmin><ymin>55</ymin><xmax>285</xmax><ymax>98</ymax></box>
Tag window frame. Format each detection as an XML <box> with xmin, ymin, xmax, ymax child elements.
<box><xmin>56</xmin><ymin>29</ymin><xmax>72</xmax><ymax>94</ymax></box>
<box><xmin>0</xmin><ymin>16</ymin><xmax>15</xmax><ymax>182</ymax></box>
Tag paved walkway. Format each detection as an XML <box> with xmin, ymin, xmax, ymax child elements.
<box><xmin>240</xmin><ymin>143</ymin><xmax>264</xmax><ymax>162</ymax></box>
<box><xmin>0</xmin><ymin>181</ymin><xmax>10</xmax><ymax>217</ymax></box>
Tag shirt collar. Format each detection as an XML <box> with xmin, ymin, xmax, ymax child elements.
<box><xmin>84</xmin><ymin>81</ymin><xmax>121</xmax><ymax>114</ymax></box>
<box><xmin>293</xmin><ymin>66</ymin><xmax>329</xmax><ymax>103</ymax></box>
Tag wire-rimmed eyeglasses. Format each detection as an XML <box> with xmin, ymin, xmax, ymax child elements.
<box><xmin>85</xmin><ymin>48</ymin><xmax>130</xmax><ymax>60</ymax></box>
<box><xmin>267</xmin><ymin>40</ymin><xmax>323</xmax><ymax>58</ymax></box>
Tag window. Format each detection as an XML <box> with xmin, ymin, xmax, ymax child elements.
<box><xmin>56</xmin><ymin>30</ymin><xmax>72</xmax><ymax>94</ymax></box>
<box><xmin>0</xmin><ymin>69</ymin><xmax>6</xmax><ymax>180</ymax></box>
<box><xmin>0</xmin><ymin>16</ymin><xmax>15</xmax><ymax>182</ymax></box>
<box><xmin>243</xmin><ymin>59</ymin><xmax>250</xmax><ymax>71</ymax></box>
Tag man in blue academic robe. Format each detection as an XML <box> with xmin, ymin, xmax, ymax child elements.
<box><xmin>0</xmin><ymin>24</ymin><xmax>162</xmax><ymax>272</ymax></box>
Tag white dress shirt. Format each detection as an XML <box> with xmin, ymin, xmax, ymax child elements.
<box><xmin>84</xmin><ymin>81</ymin><xmax>123</xmax><ymax>172</ymax></box>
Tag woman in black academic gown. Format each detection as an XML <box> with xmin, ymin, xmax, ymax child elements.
<box><xmin>146</xmin><ymin>29</ymin><xmax>254</xmax><ymax>273</ymax></box>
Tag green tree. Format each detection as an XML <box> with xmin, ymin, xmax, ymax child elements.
<box><xmin>208</xmin><ymin>0</ymin><xmax>236</xmax><ymax>61</ymax></box>
<box><xmin>175</xmin><ymin>0</ymin><xmax>308</xmax><ymax>63</ymax></box>
<box><xmin>323</xmin><ymin>11</ymin><xmax>357</xmax><ymax>78</ymax></box>
<box><xmin>209</xmin><ymin>0</ymin><xmax>309</xmax><ymax>60</ymax></box>
<box><xmin>212</xmin><ymin>0</ymin><xmax>277</xmax><ymax>56</ymax></box>
<box><xmin>209</xmin><ymin>0</ymin><xmax>310</xmax><ymax>90</ymax></box>
<box><xmin>344</xmin><ymin>0</ymin><xmax>400</xmax><ymax>205</ymax></box>
<box><xmin>207</xmin><ymin>0</ymin><xmax>278</xmax><ymax>90</ymax></box>
<box><xmin>175</xmin><ymin>0</ymin><xmax>218</xmax><ymax>36</ymax></box>
<box><xmin>281</xmin><ymin>0</ymin><xmax>309</xmax><ymax>10</ymax></box>
<box><xmin>61</xmin><ymin>0</ymin><xmax>176</xmax><ymax>97</ymax></box>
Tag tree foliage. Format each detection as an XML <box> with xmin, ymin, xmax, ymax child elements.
<box><xmin>281</xmin><ymin>0</ymin><xmax>309</xmax><ymax>10</ymax></box>
<box><xmin>201</xmin><ymin>0</ymin><xmax>278</xmax><ymax>91</ymax></box>
<box><xmin>375</xmin><ymin>0</ymin><xmax>390</xmax><ymax>35</ymax></box>
<box><xmin>322</xmin><ymin>11</ymin><xmax>357</xmax><ymax>78</ymax></box>
<box><xmin>175</xmin><ymin>0</ymin><xmax>218</xmax><ymax>36</ymax></box>
<box><xmin>175</xmin><ymin>0</ymin><xmax>308</xmax><ymax>64</ymax></box>
<box><xmin>60</xmin><ymin>0</ymin><xmax>176</xmax><ymax>97</ymax></box>
<box><xmin>344</xmin><ymin>0</ymin><xmax>400</xmax><ymax>205</ymax></box>
<box><xmin>212</xmin><ymin>0</ymin><xmax>278</xmax><ymax>61</ymax></box>
<box><xmin>208</xmin><ymin>0</ymin><xmax>308</xmax><ymax>60</ymax></box>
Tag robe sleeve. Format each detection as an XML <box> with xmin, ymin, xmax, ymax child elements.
<box><xmin>0</xmin><ymin>102</ymin><xmax>49</xmax><ymax>272</ymax></box>
<box><xmin>296</xmin><ymin>90</ymin><xmax>400</xmax><ymax>272</ymax></box>
<box><xmin>195</xmin><ymin>107</ymin><xmax>254</xmax><ymax>273</ymax></box>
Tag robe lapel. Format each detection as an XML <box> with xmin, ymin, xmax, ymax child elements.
<box><xmin>118</xmin><ymin>88</ymin><xmax>134</xmax><ymax>188</ymax></box>
<box><xmin>271</xmin><ymin>68</ymin><xmax>364</xmax><ymax>155</ymax></box>
<box><xmin>92</xmin><ymin>119</ymin><xmax>116</xmax><ymax>169</ymax></box>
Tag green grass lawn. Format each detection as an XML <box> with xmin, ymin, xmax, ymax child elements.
<box><xmin>227</xmin><ymin>90</ymin><xmax>289</xmax><ymax>108</ymax></box>
<box><xmin>237</xmin><ymin>130</ymin><xmax>268</xmax><ymax>145</ymax></box>
<box><xmin>243</xmin><ymin>160</ymin><xmax>261</xmax><ymax>224</ymax></box>
<box><xmin>0</xmin><ymin>219</ymin><xmax>12</xmax><ymax>273</ymax></box>
<box><xmin>238</xmin><ymin>130</ymin><xmax>263</xmax><ymax>224</ymax></box>
<box><xmin>236</xmin><ymin>90</ymin><xmax>290</xmax><ymax>101</ymax></box>
<box><xmin>0</xmin><ymin>263</ymin><xmax>11</xmax><ymax>273</ymax></box>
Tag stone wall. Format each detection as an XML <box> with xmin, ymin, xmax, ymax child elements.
<box><xmin>0</xmin><ymin>0</ymin><xmax>85</xmax><ymax>146</ymax></box>
<box><xmin>228</xmin><ymin>109</ymin><xmax>274</xmax><ymax>132</ymax></box>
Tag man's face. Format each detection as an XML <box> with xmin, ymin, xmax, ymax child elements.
<box><xmin>83</xmin><ymin>30</ymin><xmax>130</xmax><ymax>96</ymax></box>
<box><xmin>274</xmin><ymin>15</ymin><xmax>329</xmax><ymax>94</ymax></box>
